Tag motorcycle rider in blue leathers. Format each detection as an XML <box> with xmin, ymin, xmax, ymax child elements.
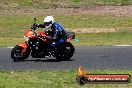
<box><xmin>36</xmin><ymin>16</ymin><xmax>67</xmax><ymax>46</ymax></box>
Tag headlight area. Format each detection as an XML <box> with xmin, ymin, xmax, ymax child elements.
<box><xmin>24</xmin><ymin>36</ymin><xmax>29</xmax><ymax>41</ymax></box>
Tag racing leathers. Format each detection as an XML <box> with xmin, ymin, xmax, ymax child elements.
<box><xmin>37</xmin><ymin>22</ymin><xmax>67</xmax><ymax>44</ymax></box>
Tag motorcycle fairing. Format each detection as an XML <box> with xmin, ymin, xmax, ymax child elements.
<box><xmin>25</xmin><ymin>30</ymin><xmax>36</xmax><ymax>38</ymax></box>
<box><xmin>66</xmin><ymin>32</ymin><xmax>75</xmax><ymax>42</ymax></box>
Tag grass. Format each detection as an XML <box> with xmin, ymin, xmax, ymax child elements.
<box><xmin>1</xmin><ymin>0</ymin><xmax>132</xmax><ymax>9</ymax></box>
<box><xmin>0</xmin><ymin>70</ymin><xmax>131</xmax><ymax>88</ymax></box>
<box><xmin>1</xmin><ymin>1</ymin><xmax>132</xmax><ymax>47</ymax></box>
<box><xmin>1</xmin><ymin>14</ymin><xmax>132</xmax><ymax>47</ymax></box>
<box><xmin>1</xmin><ymin>31</ymin><xmax>132</xmax><ymax>47</ymax></box>
<box><xmin>95</xmin><ymin>0</ymin><xmax>132</xmax><ymax>6</ymax></box>
<box><xmin>73</xmin><ymin>31</ymin><xmax>132</xmax><ymax>46</ymax></box>
<box><xmin>1</xmin><ymin>15</ymin><xmax>132</xmax><ymax>37</ymax></box>
<box><xmin>0</xmin><ymin>38</ymin><xmax>24</xmax><ymax>47</ymax></box>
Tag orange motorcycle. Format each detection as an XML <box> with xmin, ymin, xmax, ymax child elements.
<box><xmin>11</xmin><ymin>17</ymin><xmax>75</xmax><ymax>62</ymax></box>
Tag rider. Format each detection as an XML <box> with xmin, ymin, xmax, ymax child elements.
<box><xmin>36</xmin><ymin>16</ymin><xmax>67</xmax><ymax>46</ymax></box>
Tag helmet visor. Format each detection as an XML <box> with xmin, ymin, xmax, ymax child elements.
<box><xmin>44</xmin><ymin>21</ymin><xmax>52</xmax><ymax>27</ymax></box>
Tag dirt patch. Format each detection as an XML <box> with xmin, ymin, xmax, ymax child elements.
<box><xmin>66</xmin><ymin>28</ymin><xmax>117</xmax><ymax>33</ymax></box>
<box><xmin>1</xmin><ymin>6</ymin><xmax>132</xmax><ymax>17</ymax></box>
<box><xmin>85</xmin><ymin>6</ymin><xmax>132</xmax><ymax>17</ymax></box>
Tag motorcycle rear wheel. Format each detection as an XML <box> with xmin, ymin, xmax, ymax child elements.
<box><xmin>11</xmin><ymin>45</ymin><xmax>30</xmax><ymax>62</ymax></box>
<box><xmin>55</xmin><ymin>42</ymin><xmax>75</xmax><ymax>61</ymax></box>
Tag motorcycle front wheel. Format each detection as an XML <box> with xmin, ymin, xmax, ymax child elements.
<box><xmin>11</xmin><ymin>45</ymin><xmax>30</xmax><ymax>62</ymax></box>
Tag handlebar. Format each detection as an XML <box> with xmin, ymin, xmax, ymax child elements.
<box><xmin>31</xmin><ymin>17</ymin><xmax>37</xmax><ymax>36</ymax></box>
<box><xmin>34</xmin><ymin>17</ymin><xmax>36</xmax><ymax>23</ymax></box>
<box><xmin>31</xmin><ymin>17</ymin><xmax>37</xmax><ymax>30</ymax></box>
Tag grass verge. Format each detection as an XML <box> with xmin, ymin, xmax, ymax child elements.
<box><xmin>1</xmin><ymin>15</ymin><xmax>132</xmax><ymax>38</ymax></box>
<box><xmin>1</xmin><ymin>11</ymin><xmax>132</xmax><ymax>47</ymax></box>
<box><xmin>73</xmin><ymin>31</ymin><xmax>132</xmax><ymax>46</ymax></box>
<box><xmin>0</xmin><ymin>70</ymin><xmax>131</xmax><ymax>88</ymax></box>
<box><xmin>2</xmin><ymin>31</ymin><xmax>132</xmax><ymax>47</ymax></box>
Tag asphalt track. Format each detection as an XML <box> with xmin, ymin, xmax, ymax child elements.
<box><xmin>0</xmin><ymin>46</ymin><xmax>132</xmax><ymax>70</ymax></box>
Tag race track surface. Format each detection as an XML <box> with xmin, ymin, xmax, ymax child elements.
<box><xmin>0</xmin><ymin>46</ymin><xmax>132</xmax><ymax>70</ymax></box>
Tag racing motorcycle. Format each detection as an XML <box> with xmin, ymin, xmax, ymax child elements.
<box><xmin>11</xmin><ymin>17</ymin><xmax>75</xmax><ymax>62</ymax></box>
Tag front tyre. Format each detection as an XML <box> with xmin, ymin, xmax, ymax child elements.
<box><xmin>11</xmin><ymin>45</ymin><xmax>30</xmax><ymax>62</ymax></box>
<box><xmin>56</xmin><ymin>42</ymin><xmax>75</xmax><ymax>61</ymax></box>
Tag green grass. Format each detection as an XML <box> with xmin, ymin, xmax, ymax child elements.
<box><xmin>0</xmin><ymin>38</ymin><xmax>24</xmax><ymax>47</ymax></box>
<box><xmin>1</xmin><ymin>14</ymin><xmax>132</xmax><ymax>47</ymax></box>
<box><xmin>0</xmin><ymin>14</ymin><xmax>132</xmax><ymax>47</ymax></box>
<box><xmin>1</xmin><ymin>13</ymin><xmax>132</xmax><ymax>47</ymax></box>
<box><xmin>1</xmin><ymin>15</ymin><xmax>132</xmax><ymax>38</ymax></box>
<box><xmin>1</xmin><ymin>31</ymin><xmax>132</xmax><ymax>47</ymax></box>
<box><xmin>1</xmin><ymin>0</ymin><xmax>132</xmax><ymax>9</ymax></box>
<box><xmin>1</xmin><ymin>6</ymin><xmax>132</xmax><ymax>47</ymax></box>
<box><xmin>0</xmin><ymin>70</ymin><xmax>131</xmax><ymax>88</ymax></box>
<box><xmin>73</xmin><ymin>31</ymin><xmax>132</xmax><ymax>46</ymax></box>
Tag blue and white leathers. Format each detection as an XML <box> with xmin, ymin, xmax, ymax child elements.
<box><xmin>50</xmin><ymin>22</ymin><xmax>67</xmax><ymax>47</ymax></box>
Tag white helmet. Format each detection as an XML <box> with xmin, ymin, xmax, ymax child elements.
<box><xmin>44</xmin><ymin>16</ymin><xmax>54</xmax><ymax>29</ymax></box>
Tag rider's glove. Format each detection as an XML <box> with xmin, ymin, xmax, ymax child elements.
<box><xmin>36</xmin><ymin>24</ymin><xmax>45</xmax><ymax>28</ymax></box>
<box><xmin>35</xmin><ymin>24</ymin><xmax>40</xmax><ymax>28</ymax></box>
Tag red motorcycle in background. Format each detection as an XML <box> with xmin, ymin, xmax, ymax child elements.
<box><xmin>11</xmin><ymin>17</ymin><xmax>75</xmax><ymax>62</ymax></box>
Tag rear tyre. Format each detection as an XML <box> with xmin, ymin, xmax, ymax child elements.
<box><xmin>11</xmin><ymin>45</ymin><xmax>30</xmax><ymax>62</ymax></box>
<box><xmin>55</xmin><ymin>42</ymin><xmax>75</xmax><ymax>61</ymax></box>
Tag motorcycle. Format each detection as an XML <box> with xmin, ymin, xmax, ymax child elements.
<box><xmin>11</xmin><ymin>17</ymin><xmax>75</xmax><ymax>62</ymax></box>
